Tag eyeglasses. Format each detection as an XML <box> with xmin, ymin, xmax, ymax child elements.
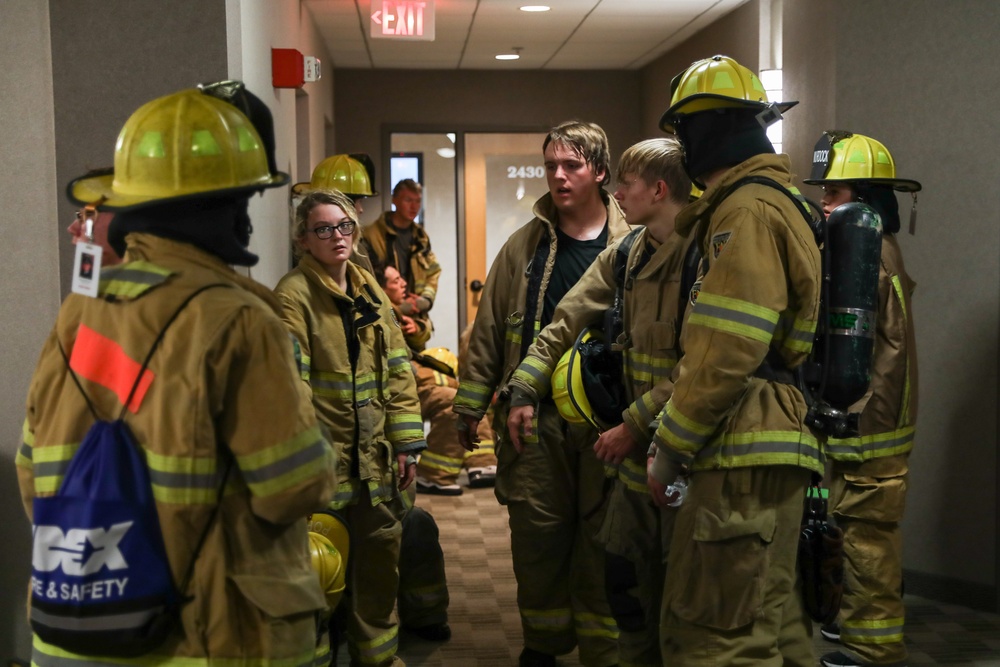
<box><xmin>309</xmin><ymin>221</ymin><xmax>357</xmax><ymax>239</ymax></box>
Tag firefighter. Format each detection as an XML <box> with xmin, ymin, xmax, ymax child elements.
<box><xmin>275</xmin><ymin>188</ymin><xmax>426</xmax><ymax>667</ymax></box>
<box><xmin>649</xmin><ymin>55</ymin><xmax>823</xmax><ymax>665</ymax></box>
<box><xmin>378</xmin><ymin>265</ymin><xmax>497</xmax><ymax>492</ymax></box>
<box><xmin>456</xmin><ymin>120</ymin><xmax>629</xmax><ymax>667</ymax></box>
<box><xmin>506</xmin><ymin>137</ymin><xmax>695</xmax><ymax>666</ymax></box>
<box><xmin>804</xmin><ymin>131</ymin><xmax>920</xmax><ymax>667</ymax></box>
<box><xmin>360</xmin><ymin>179</ymin><xmax>441</xmax><ymax>320</ymax></box>
<box><xmin>292</xmin><ymin>153</ymin><xmax>377</xmax><ymax>272</ymax></box>
<box><xmin>18</xmin><ymin>82</ymin><xmax>337</xmax><ymax>667</ymax></box>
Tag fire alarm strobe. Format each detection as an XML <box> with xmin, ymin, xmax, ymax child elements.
<box><xmin>272</xmin><ymin>48</ymin><xmax>322</xmax><ymax>89</ymax></box>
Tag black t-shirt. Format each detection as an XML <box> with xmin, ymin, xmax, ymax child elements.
<box><xmin>391</xmin><ymin>224</ymin><xmax>414</xmax><ymax>284</ymax></box>
<box><xmin>542</xmin><ymin>222</ymin><xmax>609</xmax><ymax>328</ymax></box>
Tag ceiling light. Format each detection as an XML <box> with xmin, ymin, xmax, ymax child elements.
<box><xmin>436</xmin><ymin>147</ymin><xmax>456</xmax><ymax>159</ymax></box>
<box><xmin>495</xmin><ymin>54</ymin><xmax>520</xmax><ymax>61</ymax></box>
<box><xmin>520</xmin><ymin>5</ymin><xmax>550</xmax><ymax>12</ymax></box>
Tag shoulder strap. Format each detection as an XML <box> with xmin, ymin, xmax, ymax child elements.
<box><xmin>60</xmin><ymin>283</ymin><xmax>231</xmax><ymax>421</ymax></box>
<box><xmin>518</xmin><ymin>235</ymin><xmax>552</xmax><ymax>364</ymax></box>
<box><xmin>604</xmin><ymin>227</ymin><xmax>645</xmax><ymax>344</ymax></box>
<box><xmin>720</xmin><ymin>175</ymin><xmax>825</xmax><ymax>244</ymax></box>
<box><xmin>677</xmin><ymin>237</ymin><xmax>703</xmax><ymax>334</ymax></box>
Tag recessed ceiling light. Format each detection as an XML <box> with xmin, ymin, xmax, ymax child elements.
<box><xmin>495</xmin><ymin>54</ymin><xmax>520</xmax><ymax>61</ymax></box>
<box><xmin>520</xmin><ymin>5</ymin><xmax>550</xmax><ymax>11</ymax></box>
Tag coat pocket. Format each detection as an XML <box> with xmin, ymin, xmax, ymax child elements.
<box><xmin>230</xmin><ymin>570</ymin><xmax>327</xmax><ymax>619</ymax></box>
<box><xmin>671</xmin><ymin>505</ymin><xmax>776</xmax><ymax>631</ymax></box>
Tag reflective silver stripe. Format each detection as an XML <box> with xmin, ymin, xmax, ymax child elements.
<box><xmin>148</xmin><ymin>469</ymin><xmax>224</xmax><ymax>489</ymax></box>
<box><xmin>694</xmin><ymin>302</ymin><xmax>778</xmax><ymax>337</ymax></box>
<box><xmin>32</xmin><ymin>460</ymin><xmax>70</xmax><ymax>478</ymax></box>
<box><xmin>31</xmin><ymin>605</ymin><xmax>161</xmax><ymax>631</ymax></box>
<box><xmin>18</xmin><ymin>441</ymin><xmax>33</xmax><ymax>460</ymax></box>
<box><xmin>241</xmin><ymin>437</ymin><xmax>328</xmax><ymax>484</ymax></box>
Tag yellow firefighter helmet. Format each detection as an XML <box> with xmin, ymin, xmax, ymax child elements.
<box><xmin>660</xmin><ymin>55</ymin><xmax>797</xmax><ymax>131</ymax></box>
<box><xmin>307</xmin><ymin>510</ymin><xmax>350</xmax><ymax>610</ymax></box>
<box><xmin>292</xmin><ymin>153</ymin><xmax>374</xmax><ymax>198</ymax></box>
<box><xmin>803</xmin><ymin>131</ymin><xmax>921</xmax><ymax>193</ymax></box>
<box><xmin>69</xmin><ymin>86</ymin><xmax>287</xmax><ymax>210</ymax></box>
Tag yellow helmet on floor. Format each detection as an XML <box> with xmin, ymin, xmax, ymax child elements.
<box><xmin>308</xmin><ymin>510</ymin><xmax>350</xmax><ymax>610</ymax></box>
<box><xmin>803</xmin><ymin>131</ymin><xmax>921</xmax><ymax>192</ymax></box>
<box><xmin>69</xmin><ymin>87</ymin><xmax>288</xmax><ymax>210</ymax></box>
<box><xmin>292</xmin><ymin>154</ymin><xmax>374</xmax><ymax>198</ymax></box>
<box><xmin>423</xmin><ymin>347</ymin><xmax>459</xmax><ymax>376</ymax></box>
<box><xmin>659</xmin><ymin>55</ymin><xmax>797</xmax><ymax>131</ymax></box>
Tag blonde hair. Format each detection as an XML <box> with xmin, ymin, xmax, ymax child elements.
<box><xmin>615</xmin><ymin>137</ymin><xmax>690</xmax><ymax>205</ymax></box>
<box><xmin>543</xmin><ymin>120</ymin><xmax>611</xmax><ymax>186</ymax></box>
<box><xmin>291</xmin><ymin>188</ymin><xmax>360</xmax><ymax>259</ymax></box>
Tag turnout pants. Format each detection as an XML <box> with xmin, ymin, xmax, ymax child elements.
<box><xmin>343</xmin><ymin>486</ymin><xmax>405</xmax><ymax>667</ymax></box>
<box><xmin>596</xmin><ymin>469</ymin><xmax>675</xmax><ymax>667</ymax></box>
<box><xmin>828</xmin><ymin>455</ymin><xmax>908</xmax><ymax>666</ymax></box>
<box><xmin>414</xmin><ymin>365</ymin><xmax>496</xmax><ymax>485</ymax></box>
<box><xmin>495</xmin><ymin>403</ymin><xmax>618</xmax><ymax>667</ymax></box>
<box><xmin>661</xmin><ymin>466</ymin><xmax>815</xmax><ymax>667</ymax></box>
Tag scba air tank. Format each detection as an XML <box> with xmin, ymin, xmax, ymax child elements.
<box><xmin>818</xmin><ymin>202</ymin><xmax>882</xmax><ymax>409</ymax></box>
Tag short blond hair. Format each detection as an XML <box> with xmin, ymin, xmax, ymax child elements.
<box><xmin>292</xmin><ymin>188</ymin><xmax>360</xmax><ymax>259</ymax></box>
<box><xmin>615</xmin><ymin>137</ymin><xmax>690</xmax><ymax>205</ymax></box>
<box><xmin>543</xmin><ymin>120</ymin><xmax>611</xmax><ymax>186</ymax></box>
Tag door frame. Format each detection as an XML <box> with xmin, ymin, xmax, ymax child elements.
<box><xmin>380</xmin><ymin>123</ymin><xmax>549</xmax><ymax>331</ymax></box>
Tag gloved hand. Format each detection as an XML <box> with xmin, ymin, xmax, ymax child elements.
<box><xmin>415</xmin><ymin>296</ymin><xmax>432</xmax><ymax>313</ymax></box>
<box><xmin>647</xmin><ymin>448</ymin><xmax>685</xmax><ymax>508</ymax></box>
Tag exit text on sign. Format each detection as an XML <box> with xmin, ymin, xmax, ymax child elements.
<box><xmin>371</xmin><ymin>1</ymin><xmax>436</xmax><ymax>41</ymax></box>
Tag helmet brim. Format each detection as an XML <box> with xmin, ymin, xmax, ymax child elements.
<box><xmin>802</xmin><ymin>177</ymin><xmax>922</xmax><ymax>193</ymax></box>
<box><xmin>659</xmin><ymin>97</ymin><xmax>798</xmax><ymax>132</ymax></box>
<box><xmin>68</xmin><ymin>170</ymin><xmax>290</xmax><ymax>211</ymax></box>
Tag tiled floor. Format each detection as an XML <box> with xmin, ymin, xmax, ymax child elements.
<box><xmin>338</xmin><ymin>484</ymin><xmax>1000</xmax><ymax>666</ymax></box>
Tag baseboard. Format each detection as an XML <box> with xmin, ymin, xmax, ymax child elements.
<box><xmin>903</xmin><ymin>568</ymin><xmax>998</xmax><ymax>612</ymax></box>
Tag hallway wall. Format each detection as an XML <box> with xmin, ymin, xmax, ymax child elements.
<box><xmin>0</xmin><ymin>1</ymin><xmax>336</xmax><ymax>658</ymax></box>
<box><xmin>0</xmin><ymin>4</ymin><xmax>61</xmax><ymax>659</ymax></box>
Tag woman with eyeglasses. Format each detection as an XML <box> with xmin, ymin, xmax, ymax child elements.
<box><xmin>275</xmin><ymin>188</ymin><xmax>426</xmax><ymax>667</ymax></box>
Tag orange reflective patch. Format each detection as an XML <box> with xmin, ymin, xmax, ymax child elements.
<box><xmin>70</xmin><ymin>324</ymin><xmax>154</xmax><ymax>413</ymax></box>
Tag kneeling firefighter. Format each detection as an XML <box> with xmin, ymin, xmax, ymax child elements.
<box><xmin>804</xmin><ymin>131</ymin><xmax>921</xmax><ymax>667</ymax></box>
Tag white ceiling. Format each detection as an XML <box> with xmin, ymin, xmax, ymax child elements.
<box><xmin>306</xmin><ymin>0</ymin><xmax>749</xmax><ymax>70</ymax></box>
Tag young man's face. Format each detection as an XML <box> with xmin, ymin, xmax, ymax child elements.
<box><xmin>820</xmin><ymin>183</ymin><xmax>854</xmax><ymax>216</ymax></box>
<box><xmin>544</xmin><ymin>141</ymin><xmax>605</xmax><ymax>214</ymax></box>
<box><xmin>382</xmin><ymin>266</ymin><xmax>408</xmax><ymax>305</ymax></box>
<box><xmin>614</xmin><ymin>172</ymin><xmax>659</xmax><ymax>226</ymax></box>
<box><xmin>391</xmin><ymin>187</ymin><xmax>422</xmax><ymax>226</ymax></box>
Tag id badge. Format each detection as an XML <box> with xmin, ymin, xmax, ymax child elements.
<box><xmin>71</xmin><ymin>241</ymin><xmax>103</xmax><ymax>297</ymax></box>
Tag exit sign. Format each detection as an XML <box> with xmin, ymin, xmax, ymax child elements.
<box><xmin>371</xmin><ymin>0</ymin><xmax>436</xmax><ymax>41</ymax></box>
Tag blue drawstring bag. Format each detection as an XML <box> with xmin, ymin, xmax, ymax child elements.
<box><xmin>30</xmin><ymin>420</ymin><xmax>180</xmax><ymax>655</ymax></box>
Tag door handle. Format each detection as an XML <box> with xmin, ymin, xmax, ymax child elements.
<box><xmin>470</xmin><ymin>279</ymin><xmax>484</xmax><ymax>293</ymax></box>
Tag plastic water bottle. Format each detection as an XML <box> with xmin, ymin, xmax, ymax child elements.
<box><xmin>665</xmin><ymin>477</ymin><xmax>688</xmax><ymax>507</ymax></box>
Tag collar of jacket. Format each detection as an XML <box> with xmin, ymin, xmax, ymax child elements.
<box><xmin>530</xmin><ymin>189</ymin><xmax>630</xmax><ymax>240</ymax></box>
<box><xmin>121</xmin><ymin>232</ymin><xmax>283</xmax><ymax>313</ymax></box>
<box><xmin>632</xmin><ymin>228</ymin><xmax>688</xmax><ymax>281</ymax></box>
<box><xmin>375</xmin><ymin>211</ymin><xmax>430</xmax><ymax>246</ymax></box>
<box><xmin>297</xmin><ymin>253</ymin><xmax>382</xmax><ymax>306</ymax></box>
<box><xmin>675</xmin><ymin>153</ymin><xmax>793</xmax><ymax>239</ymax></box>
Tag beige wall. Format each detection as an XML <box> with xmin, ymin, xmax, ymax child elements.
<box><xmin>827</xmin><ymin>0</ymin><xmax>999</xmax><ymax>604</ymax></box>
<box><xmin>229</xmin><ymin>0</ymin><xmax>336</xmax><ymax>289</ymax></box>
<box><xmin>333</xmin><ymin>68</ymin><xmax>642</xmax><ymax>216</ymax></box>
<box><xmin>0</xmin><ymin>4</ymin><xmax>61</xmax><ymax>659</ymax></box>
<box><xmin>0</xmin><ymin>1</ymin><xmax>337</xmax><ymax>658</ymax></box>
<box><xmin>639</xmin><ymin>0</ymin><xmax>761</xmax><ymax>138</ymax></box>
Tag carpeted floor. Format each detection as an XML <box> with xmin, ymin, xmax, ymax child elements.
<box><xmin>336</xmin><ymin>484</ymin><xmax>1000</xmax><ymax>666</ymax></box>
